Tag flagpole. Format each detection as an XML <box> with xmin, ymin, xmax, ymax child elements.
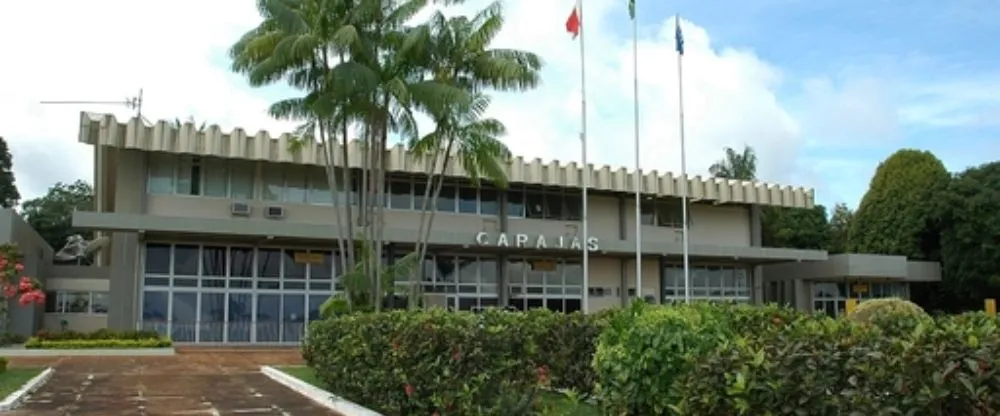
<box><xmin>631</xmin><ymin>5</ymin><xmax>642</xmax><ymax>302</ymax></box>
<box><xmin>676</xmin><ymin>14</ymin><xmax>691</xmax><ymax>304</ymax></box>
<box><xmin>578</xmin><ymin>0</ymin><xmax>591</xmax><ymax>314</ymax></box>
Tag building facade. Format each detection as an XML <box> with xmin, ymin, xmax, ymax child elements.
<box><xmin>37</xmin><ymin>112</ymin><xmax>939</xmax><ymax>344</ymax></box>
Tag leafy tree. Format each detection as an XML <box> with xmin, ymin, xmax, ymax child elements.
<box><xmin>21</xmin><ymin>180</ymin><xmax>94</xmax><ymax>250</ymax></box>
<box><xmin>709</xmin><ymin>145</ymin><xmax>757</xmax><ymax>181</ymax></box>
<box><xmin>826</xmin><ymin>203</ymin><xmax>853</xmax><ymax>254</ymax></box>
<box><xmin>762</xmin><ymin>205</ymin><xmax>829</xmax><ymax>250</ymax></box>
<box><xmin>936</xmin><ymin>161</ymin><xmax>1000</xmax><ymax>310</ymax></box>
<box><xmin>0</xmin><ymin>137</ymin><xmax>20</xmax><ymax>208</ymax></box>
<box><xmin>847</xmin><ymin>149</ymin><xmax>950</xmax><ymax>260</ymax></box>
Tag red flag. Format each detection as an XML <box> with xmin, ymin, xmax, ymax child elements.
<box><xmin>566</xmin><ymin>6</ymin><xmax>580</xmax><ymax>39</ymax></box>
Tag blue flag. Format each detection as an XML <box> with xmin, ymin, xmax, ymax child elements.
<box><xmin>674</xmin><ymin>15</ymin><xmax>684</xmax><ymax>55</ymax></box>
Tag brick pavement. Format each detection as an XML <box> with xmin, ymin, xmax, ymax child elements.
<box><xmin>3</xmin><ymin>349</ymin><xmax>343</xmax><ymax>416</ymax></box>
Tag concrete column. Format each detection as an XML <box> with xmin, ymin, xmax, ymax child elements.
<box><xmin>108</xmin><ymin>232</ymin><xmax>140</xmax><ymax>330</ymax></box>
<box><xmin>749</xmin><ymin>206</ymin><xmax>764</xmax><ymax>304</ymax></box>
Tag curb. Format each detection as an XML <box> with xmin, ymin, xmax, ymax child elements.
<box><xmin>260</xmin><ymin>366</ymin><xmax>382</xmax><ymax>416</ymax></box>
<box><xmin>0</xmin><ymin>367</ymin><xmax>54</xmax><ymax>411</ymax></box>
<box><xmin>0</xmin><ymin>348</ymin><xmax>175</xmax><ymax>357</ymax></box>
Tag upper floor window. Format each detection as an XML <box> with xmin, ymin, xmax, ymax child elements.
<box><xmin>640</xmin><ymin>198</ymin><xmax>686</xmax><ymax>228</ymax></box>
<box><xmin>385</xmin><ymin>176</ymin><xmax>499</xmax><ymax>216</ymax></box>
<box><xmin>147</xmin><ymin>154</ymin><xmax>254</xmax><ymax>200</ymax></box>
<box><xmin>508</xmin><ymin>187</ymin><xmax>582</xmax><ymax>221</ymax></box>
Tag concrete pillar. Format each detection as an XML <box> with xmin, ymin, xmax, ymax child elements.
<box><xmin>749</xmin><ymin>206</ymin><xmax>764</xmax><ymax>304</ymax></box>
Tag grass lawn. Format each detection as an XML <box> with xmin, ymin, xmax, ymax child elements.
<box><xmin>0</xmin><ymin>368</ymin><xmax>44</xmax><ymax>399</ymax></box>
<box><xmin>276</xmin><ymin>366</ymin><xmax>601</xmax><ymax>415</ymax></box>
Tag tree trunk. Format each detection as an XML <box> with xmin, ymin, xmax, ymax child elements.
<box><xmin>417</xmin><ymin>137</ymin><xmax>455</xmax><ymax>305</ymax></box>
<box><xmin>374</xmin><ymin>118</ymin><xmax>388</xmax><ymax>311</ymax></box>
<box><xmin>410</xmin><ymin>143</ymin><xmax>442</xmax><ymax>310</ymax></box>
<box><xmin>318</xmin><ymin>120</ymin><xmax>348</xmax><ymax>296</ymax></box>
<box><xmin>339</xmin><ymin>117</ymin><xmax>355</xmax><ymax>280</ymax></box>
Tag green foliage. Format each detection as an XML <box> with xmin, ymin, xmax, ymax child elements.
<box><xmin>21</xmin><ymin>180</ymin><xmax>94</xmax><ymax>250</ymax></box>
<box><xmin>520</xmin><ymin>309</ymin><xmax>608</xmax><ymax>397</ymax></box>
<box><xmin>319</xmin><ymin>293</ymin><xmax>351</xmax><ymax>319</ymax></box>
<box><xmin>0</xmin><ymin>137</ymin><xmax>19</xmax><ymax>209</ymax></box>
<box><xmin>938</xmin><ymin>161</ymin><xmax>1000</xmax><ymax>309</ymax></box>
<box><xmin>762</xmin><ymin>205</ymin><xmax>830</xmax><ymax>250</ymax></box>
<box><xmin>33</xmin><ymin>328</ymin><xmax>161</xmax><ymax>341</ymax></box>
<box><xmin>0</xmin><ymin>357</ymin><xmax>7</xmax><ymax>373</ymax></box>
<box><xmin>24</xmin><ymin>338</ymin><xmax>172</xmax><ymax>349</ymax></box>
<box><xmin>305</xmin><ymin>309</ymin><xmax>542</xmax><ymax>416</ymax></box>
<box><xmin>0</xmin><ymin>332</ymin><xmax>26</xmax><ymax>347</ymax></box>
<box><xmin>708</xmin><ymin>145</ymin><xmax>757</xmax><ymax>180</ymax></box>
<box><xmin>849</xmin><ymin>297</ymin><xmax>928</xmax><ymax>325</ymax></box>
<box><xmin>826</xmin><ymin>202</ymin><xmax>854</xmax><ymax>254</ymax></box>
<box><xmin>848</xmin><ymin>149</ymin><xmax>950</xmax><ymax>259</ymax></box>
<box><xmin>592</xmin><ymin>301</ymin><xmax>743</xmax><ymax>414</ymax></box>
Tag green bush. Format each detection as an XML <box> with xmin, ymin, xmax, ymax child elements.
<box><xmin>521</xmin><ymin>309</ymin><xmax>607</xmax><ymax>397</ymax></box>
<box><xmin>849</xmin><ymin>297</ymin><xmax>928</xmax><ymax>324</ymax></box>
<box><xmin>305</xmin><ymin>309</ymin><xmax>542</xmax><ymax>416</ymax></box>
<box><xmin>33</xmin><ymin>328</ymin><xmax>161</xmax><ymax>341</ymax></box>
<box><xmin>0</xmin><ymin>332</ymin><xmax>27</xmax><ymax>347</ymax></box>
<box><xmin>592</xmin><ymin>301</ymin><xmax>744</xmax><ymax>414</ymax></box>
<box><xmin>24</xmin><ymin>338</ymin><xmax>172</xmax><ymax>349</ymax></box>
<box><xmin>672</xmin><ymin>310</ymin><xmax>1000</xmax><ymax>415</ymax></box>
<box><xmin>0</xmin><ymin>357</ymin><xmax>7</xmax><ymax>373</ymax></box>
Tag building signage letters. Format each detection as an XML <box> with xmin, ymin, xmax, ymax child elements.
<box><xmin>474</xmin><ymin>232</ymin><xmax>599</xmax><ymax>252</ymax></box>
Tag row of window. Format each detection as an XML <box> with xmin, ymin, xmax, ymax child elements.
<box><xmin>146</xmin><ymin>155</ymin><xmax>684</xmax><ymax>227</ymax></box>
<box><xmin>812</xmin><ymin>282</ymin><xmax>906</xmax><ymax>318</ymax></box>
<box><xmin>661</xmin><ymin>266</ymin><xmax>750</xmax><ymax>301</ymax></box>
<box><xmin>44</xmin><ymin>291</ymin><xmax>110</xmax><ymax>315</ymax></box>
<box><xmin>145</xmin><ymin>243</ymin><xmax>339</xmax><ymax>280</ymax></box>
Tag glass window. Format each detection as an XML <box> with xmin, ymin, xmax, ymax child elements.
<box><xmin>284</xmin><ymin>166</ymin><xmax>308</xmax><ymax>203</ymax></box>
<box><xmin>230</xmin><ymin>247</ymin><xmax>254</xmax><ymax>277</ymax></box>
<box><xmin>525</xmin><ymin>191</ymin><xmax>545</xmax><ymax>218</ymax></box>
<box><xmin>66</xmin><ymin>292</ymin><xmax>90</xmax><ymax>313</ymax></box>
<box><xmin>309</xmin><ymin>168</ymin><xmax>332</xmax><ymax>205</ymax></box>
<box><xmin>480</xmin><ymin>188</ymin><xmax>498</xmax><ymax>215</ymax></box>
<box><xmin>92</xmin><ymin>292</ymin><xmax>109</xmax><ymax>314</ymax></box>
<box><xmin>389</xmin><ymin>180</ymin><xmax>412</xmax><ymax>210</ymax></box>
<box><xmin>147</xmin><ymin>154</ymin><xmax>175</xmax><ymax>194</ymax></box>
<box><xmin>230</xmin><ymin>161</ymin><xmax>255</xmax><ymax>200</ymax></box>
<box><xmin>203</xmin><ymin>161</ymin><xmax>228</xmax><ymax>197</ymax></box>
<box><xmin>564</xmin><ymin>193</ymin><xmax>582</xmax><ymax>221</ymax></box>
<box><xmin>437</xmin><ymin>183</ymin><xmax>457</xmax><ymax>212</ymax></box>
<box><xmin>257</xmin><ymin>248</ymin><xmax>282</xmax><ymax>278</ymax></box>
<box><xmin>310</xmin><ymin>251</ymin><xmax>333</xmax><ymax>280</ymax></box>
<box><xmin>639</xmin><ymin>201</ymin><xmax>656</xmax><ymax>225</ymax></box>
<box><xmin>283</xmin><ymin>250</ymin><xmax>306</xmax><ymax>279</ymax></box>
<box><xmin>457</xmin><ymin>257</ymin><xmax>478</xmax><ymax>284</ymax></box>
<box><xmin>173</xmin><ymin>245</ymin><xmax>199</xmax><ymax>276</ymax></box>
<box><xmin>44</xmin><ymin>291</ymin><xmax>58</xmax><ymax>313</ymax></box>
<box><xmin>545</xmin><ymin>192</ymin><xmax>564</xmax><ymax>219</ymax></box>
<box><xmin>145</xmin><ymin>244</ymin><xmax>171</xmax><ymax>274</ymax></box>
<box><xmin>413</xmin><ymin>182</ymin><xmax>427</xmax><ymax>211</ymax></box>
<box><xmin>176</xmin><ymin>157</ymin><xmax>198</xmax><ymax>195</ymax></box>
<box><xmin>201</xmin><ymin>246</ymin><xmax>227</xmax><ymax>277</ymax></box>
<box><xmin>142</xmin><ymin>291</ymin><xmax>168</xmax><ymax>321</ymax></box>
<box><xmin>507</xmin><ymin>189</ymin><xmax>525</xmax><ymax>217</ymax></box>
<box><xmin>457</xmin><ymin>187</ymin><xmax>478</xmax><ymax>214</ymax></box>
<box><xmin>262</xmin><ymin>167</ymin><xmax>283</xmax><ymax>201</ymax></box>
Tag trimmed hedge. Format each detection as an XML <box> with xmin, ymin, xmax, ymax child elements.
<box><xmin>33</xmin><ymin>328</ymin><xmax>162</xmax><ymax>341</ymax></box>
<box><xmin>594</xmin><ymin>302</ymin><xmax>1000</xmax><ymax>415</ymax></box>
<box><xmin>304</xmin><ymin>308</ymin><xmax>608</xmax><ymax>415</ymax></box>
<box><xmin>24</xmin><ymin>338</ymin><xmax>172</xmax><ymax>349</ymax></box>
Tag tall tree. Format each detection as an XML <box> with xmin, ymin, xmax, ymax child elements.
<box><xmin>0</xmin><ymin>137</ymin><xmax>20</xmax><ymax>209</ymax></box>
<box><xmin>847</xmin><ymin>149</ymin><xmax>950</xmax><ymax>260</ymax></box>
<box><xmin>936</xmin><ymin>161</ymin><xmax>1000</xmax><ymax>310</ymax></box>
<box><xmin>709</xmin><ymin>145</ymin><xmax>757</xmax><ymax>180</ymax></box>
<box><xmin>21</xmin><ymin>180</ymin><xmax>94</xmax><ymax>250</ymax></box>
<box><xmin>826</xmin><ymin>203</ymin><xmax>853</xmax><ymax>254</ymax></box>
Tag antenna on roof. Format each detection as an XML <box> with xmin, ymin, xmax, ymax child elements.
<box><xmin>40</xmin><ymin>88</ymin><xmax>146</xmax><ymax>123</ymax></box>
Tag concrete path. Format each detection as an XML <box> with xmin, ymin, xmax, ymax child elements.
<box><xmin>3</xmin><ymin>349</ymin><xmax>341</xmax><ymax>415</ymax></box>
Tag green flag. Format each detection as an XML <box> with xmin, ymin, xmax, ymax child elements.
<box><xmin>627</xmin><ymin>0</ymin><xmax>635</xmax><ymax>19</ymax></box>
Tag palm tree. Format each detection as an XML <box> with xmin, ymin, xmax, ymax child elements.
<box><xmin>404</xmin><ymin>2</ymin><xmax>541</xmax><ymax>307</ymax></box>
<box><xmin>709</xmin><ymin>145</ymin><xmax>757</xmax><ymax>181</ymax></box>
<box><xmin>408</xmin><ymin>93</ymin><xmax>510</xmax><ymax>305</ymax></box>
<box><xmin>172</xmin><ymin>116</ymin><xmax>207</xmax><ymax>132</ymax></box>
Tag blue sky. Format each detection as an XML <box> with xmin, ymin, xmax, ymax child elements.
<box><xmin>2</xmin><ymin>0</ymin><xmax>997</xmax><ymax>215</ymax></box>
<box><xmin>634</xmin><ymin>0</ymin><xmax>1000</xmax><ymax>210</ymax></box>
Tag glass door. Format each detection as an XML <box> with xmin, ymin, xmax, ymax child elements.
<box><xmin>227</xmin><ymin>292</ymin><xmax>252</xmax><ymax>343</ymax></box>
<box><xmin>255</xmin><ymin>293</ymin><xmax>281</xmax><ymax>343</ymax></box>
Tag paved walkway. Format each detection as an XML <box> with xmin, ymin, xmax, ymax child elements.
<box><xmin>4</xmin><ymin>349</ymin><xmax>341</xmax><ymax>415</ymax></box>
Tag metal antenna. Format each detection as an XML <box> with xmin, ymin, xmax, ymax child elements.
<box><xmin>40</xmin><ymin>88</ymin><xmax>145</xmax><ymax>121</ymax></box>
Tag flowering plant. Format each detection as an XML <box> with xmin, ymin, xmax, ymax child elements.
<box><xmin>0</xmin><ymin>244</ymin><xmax>45</xmax><ymax>307</ymax></box>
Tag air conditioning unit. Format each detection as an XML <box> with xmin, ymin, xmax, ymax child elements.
<box><xmin>230</xmin><ymin>202</ymin><xmax>251</xmax><ymax>217</ymax></box>
<box><xmin>264</xmin><ymin>205</ymin><xmax>286</xmax><ymax>219</ymax></box>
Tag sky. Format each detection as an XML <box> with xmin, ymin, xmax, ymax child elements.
<box><xmin>0</xmin><ymin>0</ymin><xmax>997</xmax><ymax>212</ymax></box>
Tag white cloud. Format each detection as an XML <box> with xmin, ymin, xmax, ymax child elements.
<box><xmin>0</xmin><ymin>0</ymin><xmax>810</xmax><ymax>201</ymax></box>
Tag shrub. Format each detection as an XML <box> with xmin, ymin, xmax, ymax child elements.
<box><xmin>673</xmin><ymin>310</ymin><xmax>1000</xmax><ymax>414</ymax></box>
<box><xmin>0</xmin><ymin>332</ymin><xmax>26</xmax><ymax>347</ymax></box>
<box><xmin>849</xmin><ymin>297</ymin><xmax>927</xmax><ymax>324</ymax></box>
<box><xmin>592</xmin><ymin>301</ymin><xmax>742</xmax><ymax>414</ymax></box>
<box><xmin>305</xmin><ymin>309</ymin><xmax>541</xmax><ymax>416</ymax></box>
<box><xmin>0</xmin><ymin>357</ymin><xmax>7</xmax><ymax>373</ymax></box>
<box><xmin>24</xmin><ymin>338</ymin><xmax>172</xmax><ymax>349</ymax></box>
<box><xmin>33</xmin><ymin>328</ymin><xmax>161</xmax><ymax>341</ymax></box>
<box><xmin>521</xmin><ymin>309</ymin><xmax>607</xmax><ymax>397</ymax></box>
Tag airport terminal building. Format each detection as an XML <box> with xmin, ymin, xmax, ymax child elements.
<box><xmin>25</xmin><ymin>113</ymin><xmax>939</xmax><ymax>344</ymax></box>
